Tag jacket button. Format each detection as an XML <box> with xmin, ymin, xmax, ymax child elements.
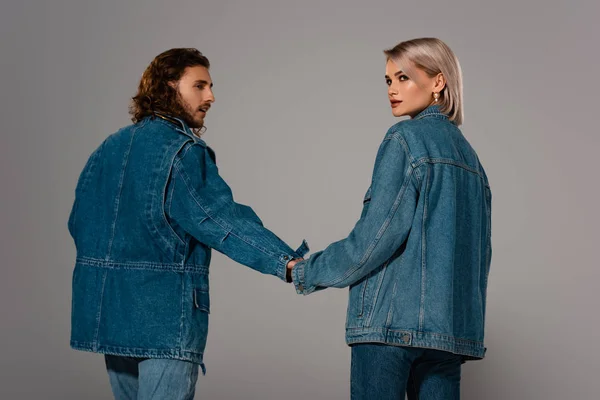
<box><xmin>283</xmin><ymin>255</ymin><xmax>290</xmax><ymax>261</ymax></box>
<box><xmin>298</xmin><ymin>284</ymin><xmax>304</xmax><ymax>292</ymax></box>
<box><xmin>402</xmin><ymin>334</ymin><xmax>410</xmax><ymax>343</ymax></box>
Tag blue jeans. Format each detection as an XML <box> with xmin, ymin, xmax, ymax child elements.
<box><xmin>104</xmin><ymin>355</ymin><xmax>199</xmax><ymax>400</ymax></box>
<box><xmin>351</xmin><ymin>344</ymin><xmax>462</xmax><ymax>400</ymax></box>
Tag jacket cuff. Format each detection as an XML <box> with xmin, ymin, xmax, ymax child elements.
<box><xmin>275</xmin><ymin>240</ymin><xmax>309</xmax><ymax>282</ymax></box>
<box><xmin>292</xmin><ymin>260</ymin><xmax>310</xmax><ymax>294</ymax></box>
<box><xmin>275</xmin><ymin>253</ymin><xmax>297</xmax><ymax>282</ymax></box>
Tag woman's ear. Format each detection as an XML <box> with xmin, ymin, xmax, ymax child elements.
<box><xmin>433</xmin><ymin>73</ymin><xmax>446</xmax><ymax>93</ymax></box>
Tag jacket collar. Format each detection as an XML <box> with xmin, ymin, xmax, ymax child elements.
<box><xmin>152</xmin><ymin>112</ymin><xmax>204</xmax><ymax>143</ymax></box>
<box><xmin>413</xmin><ymin>105</ymin><xmax>449</xmax><ymax>121</ymax></box>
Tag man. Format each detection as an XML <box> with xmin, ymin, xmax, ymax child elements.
<box><xmin>68</xmin><ymin>48</ymin><xmax>306</xmax><ymax>399</ymax></box>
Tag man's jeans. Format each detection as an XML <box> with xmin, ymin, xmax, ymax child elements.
<box><xmin>351</xmin><ymin>344</ymin><xmax>462</xmax><ymax>400</ymax></box>
<box><xmin>104</xmin><ymin>355</ymin><xmax>199</xmax><ymax>400</ymax></box>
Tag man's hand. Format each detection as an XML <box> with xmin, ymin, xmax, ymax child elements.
<box><xmin>285</xmin><ymin>258</ymin><xmax>303</xmax><ymax>283</ymax></box>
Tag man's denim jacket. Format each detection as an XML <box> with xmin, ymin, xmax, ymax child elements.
<box><xmin>292</xmin><ymin>106</ymin><xmax>492</xmax><ymax>360</ymax></box>
<box><xmin>68</xmin><ymin>114</ymin><xmax>308</xmax><ymax>372</ymax></box>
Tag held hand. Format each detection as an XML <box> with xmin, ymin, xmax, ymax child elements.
<box><xmin>285</xmin><ymin>258</ymin><xmax>303</xmax><ymax>283</ymax></box>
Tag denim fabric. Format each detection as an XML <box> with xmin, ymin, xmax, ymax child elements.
<box><xmin>105</xmin><ymin>355</ymin><xmax>199</xmax><ymax>400</ymax></box>
<box><xmin>69</xmin><ymin>114</ymin><xmax>308</xmax><ymax>369</ymax></box>
<box><xmin>351</xmin><ymin>343</ymin><xmax>461</xmax><ymax>400</ymax></box>
<box><xmin>293</xmin><ymin>105</ymin><xmax>492</xmax><ymax>359</ymax></box>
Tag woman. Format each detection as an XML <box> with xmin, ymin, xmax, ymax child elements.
<box><xmin>289</xmin><ymin>38</ymin><xmax>492</xmax><ymax>399</ymax></box>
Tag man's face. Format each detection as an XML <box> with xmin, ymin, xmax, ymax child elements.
<box><xmin>171</xmin><ymin>66</ymin><xmax>215</xmax><ymax>129</ymax></box>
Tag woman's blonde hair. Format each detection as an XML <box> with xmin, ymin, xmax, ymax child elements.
<box><xmin>384</xmin><ymin>38</ymin><xmax>464</xmax><ymax>125</ymax></box>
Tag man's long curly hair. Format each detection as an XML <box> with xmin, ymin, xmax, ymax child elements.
<box><xmin>129</xmin><ymin>48</ymin><xmax>210</xmax><ymax>125</ymax></box>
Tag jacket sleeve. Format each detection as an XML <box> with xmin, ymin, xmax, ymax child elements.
<box><xmin>292</xmin><ymin>132</ymin><xmax>419</xmax><ymax>294</ymax></box>
<box><xmin>167</xmin><ymin>142</ymin><xmax>307</xmax><ymax>282</ymax></box>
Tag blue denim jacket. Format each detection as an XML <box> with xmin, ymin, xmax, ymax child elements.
<box><xmin>68</xmin><ymin>114</ymin><xmax>308</xmax><ymax>371</ymax></box>
<box><xmin>292</xmin><ymin>106</ymin><xmax>492</xmax><ymax>359</ymax></box>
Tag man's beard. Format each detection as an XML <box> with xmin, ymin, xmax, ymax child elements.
<box><xmin>173</xmin><ymin>92</ymin><xmax>203</xmax><ymax>130</ymax></box>
<box><xmin>179</xmin><ymin>101</ymin><xmax>203</xmax><ymax>130</ymax></box>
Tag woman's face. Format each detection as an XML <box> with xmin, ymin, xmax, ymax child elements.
<box><xmin>385</xmin><ymin>59</ymin><xmax>441</xmax><ymax>118</ymax></box>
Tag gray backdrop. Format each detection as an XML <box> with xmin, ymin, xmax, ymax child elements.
<box><xmin>1</xmin><ymin>0</ymin><xmax>599</xmax><ymax>398</ymax></box>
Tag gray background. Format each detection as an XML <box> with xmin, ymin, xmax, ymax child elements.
<box><xmin>1</xmin><ymin>0</ymin><xmax>598</xmax><ymax>398</ymax></box>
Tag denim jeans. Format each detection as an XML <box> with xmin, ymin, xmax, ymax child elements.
<box><xmin>104</xmin><ymin>355</ymin><xmax>199</xmax><ymax>400</ymax></box>
<box><xmin>351</xmin><ymin>344</ymin><xmax>462</xmax><ymax>400</ymax></box>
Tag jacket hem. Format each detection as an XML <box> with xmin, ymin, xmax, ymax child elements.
<box><xmin>345</xmin><ymin>327</ymin><xmax>486</xmax><ymax>360</ymax></box>
<box><xmin>70</xmin><ymin>340</ymin><xmax>206</xmax><ymax>366</ymax></box>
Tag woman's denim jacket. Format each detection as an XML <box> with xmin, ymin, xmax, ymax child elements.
<box><xmin>68</xmin><ymin>115</ymin><xmax>308</xmax><ymax>372</ymax></box>
<box><xmin>292</xmin><ymin>106</ymin><xmax>492</xmax><ymax>360</ymax></box>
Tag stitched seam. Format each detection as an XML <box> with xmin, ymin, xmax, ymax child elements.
<box><xmin>317</xmin><ymin>136</ymin><xmax>414</xmax><ymax>287</ymax></box>
<box><xmin>167</xmin><ymin>171</ymin><xmax>176</xmax><ymax>219</ymax></box>
<box><xmin>344</xmin><ymin>329</ymin><xmax>485</xmax><ymax>346</ymax></box>
<box><xmin>76</xmin><ymin>257</ymin><xmax>208</xmax><ymax>272</ymax></box>
<box><xmin>413</xmin><ymin>157</ymin><xmax>487</xmax><ymax>183</ymax></box>
<box><xmin>106</xmin><ymin>129</ymin><xmax>136</xmax><ymax>259</ymax></box>
<box><xmin>414</xmin><ymin>110</ymin><xmax>447</xmax><ymax>120</ymax></box>
<box><xmin>318</xmin><ymin>167</ymin><xmax>415</xmax><ymax>287</ymax></box>
<box><xmin>71</xmin><ymin>342</ymin><xmax>207</xmax><ymax>355</ymax></box>
<box><xmin>92</xmin><ymin>270</ymin><xmax>108</xmax><ymax>350</ymax></box>
<box><xmin>386</xmin><ymin>132</ymin><xmax>424</xmax><ymax>188</ymax></box>
<box><xmin>161</xmin><ymin>142</ymin><xmax>189</xmax><ymax>246</ymax></box>
<box><xmin>385</xmin><ymin>132</ymin><xmax>416</xmax><ymax>165</ymax></box>
<box><xmin>365</xmin><ymin>261</ymin><xmax>389</xmax><ymax>327</ymax></box>
<box><xmin>385</xmin><ymin>280</ymin><xmax>398</xmax><ymax>327</ymax></box>
<box><xmin>173</xmin><ymin>162</ymin><xmax>278</xmax><ymax>259</ymax></box>
<box><xmin>148</xmin><ymin>139</ymin><xmax>188</xmax><ymax>250</ymax></box>
<box><xmin>173</xmin><ymin>143</ymin><xmax>197</xmax><ymax>167</ymax></box>
<box><xmin>358</xmin><ymin>277</ymin><xmax>368</xmax><ymax>318</ymax></box>
<box><xmin>78</xmin><ymin>264</ymin><xmax>208</xmax><ymax>273</ymax></box>
<box><xmin>419</xmin><ymin>165</ymin><xmax>431</xmax><ymax>332</ymax></box>
<box><xmin>181</xmin><ymin>235</ymin><xmax>190</xmax><ymax>270</ymax></box>
<box><xmin>77</xmin><ymin>256</ymin><xmax>203</xmax><ymax>267</ymax></box>
<box><xmin>413</xmin><ymin>163</ymin><xmax>422</xmax><ymax>184</ymax></box>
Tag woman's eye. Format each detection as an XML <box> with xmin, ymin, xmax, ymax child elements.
<box><xmin>399</xmin><ymin>75</ymin><xmax>409</xmax><ymax>81</ymax></box>
<box><xmin>385</xmin><ymin>79</ymin><xmax>392</xmax><ymax>86</ymax></box>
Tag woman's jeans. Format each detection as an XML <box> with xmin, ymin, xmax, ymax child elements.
<box><xmin>351</xmin><ymin>344</ymin><xmax>462</xmax><ymax>400</ymax></box>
